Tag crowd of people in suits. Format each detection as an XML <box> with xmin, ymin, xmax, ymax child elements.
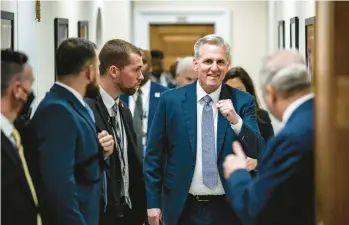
<box><xmin>1</xmin><ymin>34</ymin><xmax>314</xmax><ymax>225</ymax></box>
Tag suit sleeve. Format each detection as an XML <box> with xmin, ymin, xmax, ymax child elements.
<box><xmin>143</xmin><ymin>94</ymin><xmax>167</xmax><ymax>209</ymax></box>
<box><xmin>225</xmin><ymin>139</ymin><xmax>304</xmax><ymax>225</ymax></box>
<box><xmin>237</xmin><ymin>97</ymin><xmax>265</xmax><ymax>158</ymax></box>
<box><xmin>34</xmin><ymin>105</ymin><xmax>86</xmax><ymax>225</ymax></box>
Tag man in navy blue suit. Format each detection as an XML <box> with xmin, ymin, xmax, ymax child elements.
<box><xmin>120</xmin><ymin>49</ymin><xmax>167</xmax><ymax>161</ymax></box>
<box><xmin>223</xmin><ymin>50</ymin><xmax>314</xmax><ymax>225</ymax></box>
<box><xmin>144</xmin><ymin>34</ymin><xmax>264</xmax><ymax>225</ymax></box>
<box><xmin>29</xmin><ymin>38</ymin><xmax>114</xmax><ymax>225</ymax></box>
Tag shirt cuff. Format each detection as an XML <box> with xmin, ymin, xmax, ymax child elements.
<box><xmin>230</xmin><ymin>117</ymin><xmax>243</xmax><ymax>135</ymax></box>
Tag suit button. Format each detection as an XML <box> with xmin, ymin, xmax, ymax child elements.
<box><xmin>186</xmin><ymin>187</ymin><xmax>189</xmax><ymax>190</ymax></box>
<box><xmin>192</xmin><ymin>165</ymin><xmax>195</xmax><ymax>169</ymax></box>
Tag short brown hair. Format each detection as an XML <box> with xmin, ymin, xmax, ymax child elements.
<box><xmin>99</xmin><ymin>39</ymin><xmax>141</xmax><ymax>75</ymax></box>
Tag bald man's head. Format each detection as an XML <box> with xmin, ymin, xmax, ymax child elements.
<box><xmin>259</xmin><ymin>50</ymin><xmax>311</xmax><ymax>121</ymax></box>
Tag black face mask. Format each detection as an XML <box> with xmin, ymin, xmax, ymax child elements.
<box><xmin>19</xmin><ymin>91</ymin><xmax>35</xmax><ymax>116</ymax></box>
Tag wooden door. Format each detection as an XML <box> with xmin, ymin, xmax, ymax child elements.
<box><xmin>150</xmin><ymin>24</ymin><xmax>215</xmax><ymax>71</ymax></box>
<box><xmin>315</xmin><ymin>1</ymin><xmax>349</xmax><ymax>224</ymax></box>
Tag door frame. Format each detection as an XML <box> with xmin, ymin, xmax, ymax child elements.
<box><xmin>133</xmin><ymin>7</ymin><xmax>231</xmax><ymax>50</ymax></box>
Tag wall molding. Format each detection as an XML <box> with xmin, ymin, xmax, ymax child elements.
<box><xmin>133</xmin><ymin>7</ymin><xmax>231</xmax><ymax>49</ymax></box>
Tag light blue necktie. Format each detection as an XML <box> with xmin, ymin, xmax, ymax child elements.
<box><xmin>85</xmin><ymin>103</ymin><xmax>108</xmax><ymax>212</ymax></box>
<box><xmin>202</xmin><ymin>95</ymin><xmax>218</xmax><ymax>190</ymax></box>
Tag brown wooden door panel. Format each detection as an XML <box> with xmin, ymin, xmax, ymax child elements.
<box><xmin>150</xmin><ymin>24</ymin><xmax>215</xmax><ymax>71</ymax></box>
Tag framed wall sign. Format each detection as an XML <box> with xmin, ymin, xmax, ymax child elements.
<box><xmin>78</xmin><ymin>21</ymin><xmax>89</xmax><ymax>40</ymax></box>
<box><xmin>54</xmin><ymin>18</ymin><xmax>69</xmax><ymax>79</ymax></box>
<box><xmin>1</xmin><ymin>11</ymin><xmax>15</xmax><ymax>50</ymax></box>
<box><xmin>305</xmin><ymin>16</ymin><xmax>315</xmax><ymax>84</ymax></box>
<box><xmin>290</xmin><ymin>17</ymin><xmax>299</xmax><ymax>49</ymax></box>
<box><xmin>278</xmin><ymin>20</ymin><xmax>285</xmax><ymax>49</ymax></box>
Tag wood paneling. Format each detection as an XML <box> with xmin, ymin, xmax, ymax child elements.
<box><xmin>315</xmin><ymin>1</ymin><xmax>349</xmax><ymax>224</ymax></box>
<box><xmin>150</xmin><ymin>24</ymin><xmax>215</xmax><ymax>71</ymax></box>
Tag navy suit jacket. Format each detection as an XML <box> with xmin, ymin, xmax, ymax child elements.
<box><xmin>226</xmin><ymin>98</ymin><xmax>314</xmax><ymax>225</ymax></box>
<box><xmin>30</xmin><ymin>84</ymin><xmax>101</xmax><ymax>225</ymax></box>
<box><xmin>120</xmin><ymin>81</ymin><xmax>168</xmax><ymax>137</ymax></box>
<box><xmin>143</xmin><ymin>81</ymin><xmax>264</xmax><ymax>225</ymax></box>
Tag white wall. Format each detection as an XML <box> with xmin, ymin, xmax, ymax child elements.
<box><xmin>134</xmin><ymin>1</ymin><xmax>267</xmax><ymax>81</ymax></box>
<box><xmin>1</xmin><ymin>0</ymin><xmax>132</xmax><ymax>111</ymax></box>
<box><xmin>267</xmin><ymin>0</ymin><xmax>315</xmax><ymax>132</ymax></box>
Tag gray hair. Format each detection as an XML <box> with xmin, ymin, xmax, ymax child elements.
<box><xmin>176</xmin><ymin>56</ymin><xmax>194</xmax><ymax>75</ymax></box>
<box><xmin>259</xmin><ymin>50</ymin><xmax>311</xmax><ymax>97</ymax></box>
<box><xmin>194</xmin><ymin>34</ymin><xmax>231</xmax><ymax>61</ymax></box>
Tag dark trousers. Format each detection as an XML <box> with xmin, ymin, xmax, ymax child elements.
<box><xmin>99</xmin><ymin>201</ymin><xmax>133</xmax><ymax>225</ymax></box>
<box><xmin>178</xmin><ymin>195</ymin><xmax>242</xmax><ymax>225</ymax></box>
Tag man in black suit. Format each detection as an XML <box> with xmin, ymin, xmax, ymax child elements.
<box><xmin>1</xmin><ymin>49</ymin><xmax>40</xmax><ymax>225</ymax></box>
<box><xmin>85</xmin><ymin>39</ymin><xmax>147</xmax><ymax>225</ymax></box>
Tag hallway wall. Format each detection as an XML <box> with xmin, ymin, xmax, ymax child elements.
<box><xmin>267</xmin><ymin>0</ymin><xmax>315</xmax><ymax>131</ymax></box>
<box><xmin>1</xmin><ymin>0</ymin><xmax>131</xmax><ymax>110</ymax></box>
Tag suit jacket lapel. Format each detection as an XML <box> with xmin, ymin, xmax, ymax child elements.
<box><xmin>1</xmin><ymin>132</ymin><xmax>34</xmax><ymax>199</ymax></box>
<box><xmin>182</xmin><ymin>82</ymin><xmax>197</xmax><ymax>158</ymax></box>
<box><xmin>1</xmin><ymin>132</ymin><xmax>21</xmax><ymax>169</ymax></box>
<box><xmin>95</xmin><ymin>95</ymin><xmax>114</xmax><ymax>135</ymax></box>
<box><xmin>118</xmin><ymin>102</ymin><xmax>137</xmax><ymax>153</ymax></box>
<box><xmin>217</xmin><ymin>84</ymin><xmax>231</xmax><ymax>158</ymax></box>
<box><xmin>148</xmin><ymin>82</ymin><xmax>156</xmax><ymax>130</ymax></box>
<box><xmin>51</xmin><ymin>84</ymin><xmax>96</xmax><ymax>134</ymax></box>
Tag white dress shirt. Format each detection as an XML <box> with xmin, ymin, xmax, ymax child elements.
<box><xmin>129</xmin><ymin>79</ymin><xmax>151</xmax><ymax>146</ymax></box>
<box><xmin>1</xmin><ymin>113</ymin><xmax>15</xmax><ymax>145</ymax></box>
<box><xmin>99</xmin><ymin>87</ymin><xmax>132</xmax><ymax>208</ymax></box>
<box><xmin>281</xmin><ymin>93</ymin><xmax>315</xmax><ymax>128</ymax></box>
<box><xmin>55</xmin><ymin>82</ymin><xmax>86</xmax><ymax>107</ymax></box>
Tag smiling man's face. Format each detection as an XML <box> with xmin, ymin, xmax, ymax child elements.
<box><xmin>193</xmin><ymin>44</ymin><xmax>229</xmax><ymax>93</ymax></box>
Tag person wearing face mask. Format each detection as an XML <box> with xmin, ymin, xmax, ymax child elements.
<box><xmin>1</xmin><ymin>49</ymin><xmax>41</xmax><ymax>225</ymax></box>
<box><xmin>223</xmin><ymin>50</ymin><xmax>314</xmax><ymax>225</ymax></box>
<box><xmin>29</xmin><ymin>38</ymin><xmax>114</xmax><ymax>225</ymax></box>
<box><xmin>144</xmin><ymin>34</ymin><xmax>264</xmax><ymax>225</ymax></box>
<box><xmin>120</xmin><ymin>48</ymin><xmax>168</xmax><ymax>161</ymax></box>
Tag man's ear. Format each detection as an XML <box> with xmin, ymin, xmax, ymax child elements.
<box><xmin>265</xmin><ymin>85</ymin><xmax>277</xmax><ymax>104</ymax></box>
<box><xmin>109</xmin><ymin>65</ymin><xmax>120</xmax><ymax>79</ymax></box>
<box><xmin>193</xmin><ymin>58</ymin><xmax>198</xmax><ymax>72</ymax></box>
<box><xmin>12</xmin><ymin>80</ymin><xmax>23</xmax><ymax>99</ymax></box>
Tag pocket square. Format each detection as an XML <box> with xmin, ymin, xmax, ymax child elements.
<box><xmin>154</xmin><ymin>92</ymin><xmax>161</xmax><ymax>98</ymax></box>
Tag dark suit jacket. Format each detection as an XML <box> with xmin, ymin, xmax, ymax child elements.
<box><xmin>257</xmin><ymin>109</ymin><xmax>274</xmax><ymax>143</ymax></box>
<box><xmin>120</xmin><ymin>81</ymin><xmax>168</xmax><ymax>134</ymax></box>
<box><xmin>1</xmin><ymin>132</ymin><xmax>38</xmax><ymax>225</ymax></box>
<box><xmin>143</xmin><ymin>81</ymin><xmax>264</xmax><ymax>225</ymax></box>
<box><xmin>29</xmin><ymin>84</ymin><xmax>101</xmax><ymax>225</ymax></box>
<box><xmin>85</xmin><ymin>95</ymin><xmax>146</xmax><ymax>225</ymax></box>
<box><xmin>226</xmin><ymin>98</ymin><xmax>314</xmax><ymax>225</ymax></box>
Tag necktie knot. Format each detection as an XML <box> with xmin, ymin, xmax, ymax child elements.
<box><xmin>138</xmin><ymin>88</ymin><xmax>142</xmax><ymax>95</ymax></box>
<box><xmin>112</xmin><ymin>101</ymin><xmax>119</xmax><ymax>114</ymax></box>
<box><xmin>203</xmin><ymin>95</ymin><xmax>212</xmax><ymax>105</ymax></box>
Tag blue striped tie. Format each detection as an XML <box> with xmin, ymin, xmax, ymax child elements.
<box><xmin>202</xmin><ymin>95</ymin><xmax>218</xmax><ymax>189</ymax></box>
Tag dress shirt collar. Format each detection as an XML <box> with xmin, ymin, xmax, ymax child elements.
<box><xmin>282</xmin><ymin>93</ymin><xmax>314</xmax><ymax>125</ymax></box>
<box><xmin>99</xmin><ymin>86</ymin><xmax>119</xmax><ymax>115</ymax></box>
<box><xmin>196</xmin><ymin>81</ymin><xmax>222</xmax><ymax>103</ymax></box>
<box><xmin>140</xmin><ymin>79</ymin><xmax>151</xmax><ymax>95</ymax></box>
<box><xmin>55</xmin><ymin>81</ymin><xmax>86</xmax><ymax>107</ymax></box>
<box><xmin>1</xmin><ymin>113</ymin><xmax>14</xmax><ymax>140</ymax></box>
